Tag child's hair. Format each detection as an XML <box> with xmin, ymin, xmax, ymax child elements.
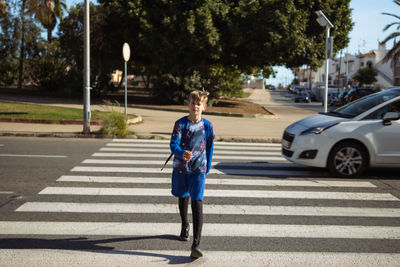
<box><xmin>189</xmin><ymin>90</ymin><xmax>209</xmax><ymax>104</ymax></box>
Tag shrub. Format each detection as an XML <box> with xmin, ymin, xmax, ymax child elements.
<box><xmin>98</xmin><ymin>110</ymin><xmax>129</xmax><ymax>137</ymax></box>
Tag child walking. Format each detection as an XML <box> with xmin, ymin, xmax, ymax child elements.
<box><xmin>170</xmin><ymin>90</ymin><xmax>215</xmax><ymax>259</ymax></box>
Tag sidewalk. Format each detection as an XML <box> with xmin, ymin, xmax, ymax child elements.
<box><xmin>0</xmin><ymin>89</ymin><xmax>318</xmax><ymax>142</ymax></box>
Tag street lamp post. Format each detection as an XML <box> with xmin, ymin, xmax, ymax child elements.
<box><xmin>315</xmin><ymin>10</ymin><xmax>334</xmax><ymax>113</ymax></box>
<box><xmin>83</xmin><ymin>0</ymin><xmax>91</xmax><ymax>134</ymax></box>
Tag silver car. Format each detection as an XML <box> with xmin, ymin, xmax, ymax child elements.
<box><xmin>282</xmin><ymin>88</ymin><xmax>400</xmax><ymax>177</ymax></box>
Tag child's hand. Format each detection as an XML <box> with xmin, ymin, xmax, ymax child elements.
<box><xmin>183</xmin><ymin>150</ymin><xmax>192</xmax><ymax>161</ymax></box>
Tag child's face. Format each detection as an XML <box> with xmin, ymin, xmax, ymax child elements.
<box><xmin>188</xmin><ymin>98</ymin><xmax>206</xmax><ymax>116</ymax></box>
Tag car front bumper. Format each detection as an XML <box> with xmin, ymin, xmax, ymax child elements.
<box><xmin>281</xmin><ymin>130</ymin><xmax>333</xmax><ymax>168</ymax></box>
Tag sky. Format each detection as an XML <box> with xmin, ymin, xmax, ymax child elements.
<box><xmin>266</xmin><ymin>0</ymin><xmax>400</xmax><ymax>87</ymax></box>
<box><xmin>65</xmin><ymin>0</ymin><xmax>400</xmax><ymax>86</ymax></box>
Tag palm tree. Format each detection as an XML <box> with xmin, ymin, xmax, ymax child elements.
<box><xmin>380</xmin><ymin>0</ymin><xmax>400</xmax><ymax>65</ymax></box>
<box><xmin>27</xmin><ymin>0</ymin><xmax>66</xmax><ymax>42</ymax></box>
<box><xmin>0</xmin><ymin>1</ymin><xmax>9</xmax><ymax>15</ymax></box>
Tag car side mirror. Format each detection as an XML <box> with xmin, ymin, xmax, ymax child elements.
<box><xmin>382</xmin><ymin>112</ymin><xmax>400</xmax><ymax>126</ymax></box>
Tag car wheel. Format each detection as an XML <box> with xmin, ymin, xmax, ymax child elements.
<box><xmin>327</xmin><ymin>141</ymin><xmax>368</xmax><ymax>177</ymax></box>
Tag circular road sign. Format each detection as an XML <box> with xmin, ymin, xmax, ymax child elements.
<box><xmin>122</xmin><ymin>42</ymin><xmax>130</xmax><ymax>62</ymax></box>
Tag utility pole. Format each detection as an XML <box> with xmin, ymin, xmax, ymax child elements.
<box><xmin>345</xmin><ymin>49</ymin><xmax>349</xmax><ymax>89</ymax></box>
<box><xmin>83</xmin><ymin>0</ymin><xmax>91</xmax><ymax>134</ymax></box>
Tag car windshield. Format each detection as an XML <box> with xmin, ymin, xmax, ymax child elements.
<box><xmin>325</xmin><ymin>88</ymin><xmax>400</xmax><ymax>118</ymax></box>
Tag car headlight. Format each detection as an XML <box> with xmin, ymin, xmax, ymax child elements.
<box><xmin>300</xmin><ymin>122</ymin><xmax>338</xmax><ymax>135</ymax></box>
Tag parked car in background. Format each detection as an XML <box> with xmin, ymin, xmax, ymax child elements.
<box><xmin>334</xmin><ymin>91</ymin><xmax>347</xmax><ymax>106</ymax></box>
<box><xmin>344</xmin><ymin>88</ymin><xmax>375</xmax><ymax>104</ymax></box>
<box><xmin>294</xmin><ymin>90</ymin><xmax>311</xmax><ymax>103</ymax></box>
<box><xmin>308</xmin><ymin>90</ymin><xmax>317</xmax><ymax>102</ymax></box>
<box><xmin>328</xmin><ymin>92</ymin><xmax>339</xmax><ymax>106</ymax></box>
<box><xmin>282</xmin><ymin>88</ymin><xmax>400</xmax><ymax>177</ymax></box>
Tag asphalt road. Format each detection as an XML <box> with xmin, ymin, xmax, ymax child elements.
<box><xmin>0</xmin><ymin>137</ymin><xmax>399</xmax><ymax>266</ymax></box>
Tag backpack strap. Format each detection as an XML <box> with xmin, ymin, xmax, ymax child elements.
<box><xmin>161</xmin><ymin>117</ymin><xmax>188</xmax><ymax>171</ymax></box>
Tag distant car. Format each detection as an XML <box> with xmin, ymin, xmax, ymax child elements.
<box><xmin>291</xmin><ymin>85</ymin><xmax>301</xmax><ymax>94</ymax></box>
<box><xmin>269</xmin><ymin>85</ymin><xmax>276</xmax><ymax>91</ymax></box>
<box><xmin>344</xmin><ymin>88</ymin><xmax>375</xmax><ymax>104</ymax></box>
<box><xmin>308</xmin><ymin>90</ymin><xmax>317</xmax><ymax>102</ymax></box>
<box><xmin>294</xmin><ymin>90</ymin><xmax>311</xmax><ymax>103</ymax></box>
<box><xmin>282</xmin><ymin>88</ymin><xmax>400</xmax><ymax>177</ymax></box>
<box><xmin>334</xmin><ymin>91</ymin><xmax>347</xmax><ymax>106</ymax></box>
<box><xmin>328</xmin><ymin>92</ymin><xmax>339</xmax><ymax>106</ymax></box>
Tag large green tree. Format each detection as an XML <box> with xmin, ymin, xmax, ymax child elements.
<box><xmin>0</xmin><ymin>0</ymin><xmax>17</xmax><ymax>85</ymax></box>
<box><xmin>59</xmin><ymin>3</ymin><xmax>122</xmax><ymax>94</ymax></box>
<box><xmin>56</xmin><ymin>0</ymin><xmax>352</xmax><ymax>103</ymax></box>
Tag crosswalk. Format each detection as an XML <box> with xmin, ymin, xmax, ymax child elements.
<box><xmin>1</xmin><ymin>139</ymin><xmax>400</xmax><ymax>266</ymax></box>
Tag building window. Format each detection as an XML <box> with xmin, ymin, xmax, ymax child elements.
<box><xmin>367</xmin><ymin>61</ymin><xmax>373</xmax><ymax>68</ymax></box>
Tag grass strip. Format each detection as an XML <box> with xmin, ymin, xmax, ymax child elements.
<box><xmin>0</xmin><ymin>101</ymin><xmax>108</xmax><ymax>121</ymax></box>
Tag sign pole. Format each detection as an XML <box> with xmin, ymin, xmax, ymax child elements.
<box><xmin>122</xmin><ymin>43</ymin><xmax>131</xmax><ymax>118</ymax></box>
<box><xmin>124</xmin><ymin>60</ymin><xmax>127</xmax><ymax>117</ymax></box>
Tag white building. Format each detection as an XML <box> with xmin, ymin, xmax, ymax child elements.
<box><xmin>296</xmin><ymin>43</ymin><xmax>398</xmax><ymax>96</ymax></box>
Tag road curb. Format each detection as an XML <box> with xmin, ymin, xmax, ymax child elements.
<box><xmin>0</xmin><ymin>118</ymin><xmax>104</xmax><ymax>125</ymax></box>
<box><xmin>132</xmin><ymin>105</ymin><xmax>278</xmax><ymax>119</ymax></box>
<box><xmin>0</xmin><ymin>131</ymin><xmax>282</xmax><ymax>143</ymax></box>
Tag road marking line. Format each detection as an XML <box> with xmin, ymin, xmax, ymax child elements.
<box><xmin>0</xmin><ymin>154</ymin><xmax>67</xmax><ymax>158</ymax></box>
<box><xmin>1</xmin><ymin>221</ymin><xmax>399</xmax><ymax>239</ymax></box>
<box><xmin>93</xmin><ymin>152</ymin><xmax>285</xmax><ymax>161</ymax></box>
<box><xmin>106</xmin><ymin>143</ymin><xmax>282</xmax><ymax>151</ymax></box>
<box><xmin>1</xmin><ymin>250</ymin><xmax>399</xmax><ymax>267</ymax></box>
<box><xmin>82</xmin><ymin>159</ymin><xmax>288</xmax><ymax>167</ymax></box>
<box><xmin>57</xmin><ymin>175</ymin><xmax>376</xmax><ymax>188</ymax></box>
<box><xmin>70</xmin><ymin>166</ymin><xmax>315</xmax><ymax>176</ymax></box>
<box><xmin>38</xmin><ymin>187</ymin><xmax>398</xmax><ymax>201</ymax></box>
<box><xmin>103</xmin><ymin>146</ymin><xmax>281</xmax><ymax>156</ymax></box>
<box><xmin>0</xmin><ymin>191</ymin><xmax>13</xmax><ymax>194</ymax></box>
<box><xmin>16</xmin><ymin>202</ymin><xmax>399</xmax><ymax>217</ymax></box>
<box><xmin>112</xmin><ymin>138</ymin><xmax>282</xmax><ymax>147</ymax></box>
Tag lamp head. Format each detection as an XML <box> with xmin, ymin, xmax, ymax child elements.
<box><xmin>315</xmin><ymin>10</ymin><xmax>334</xmax><ymax>28</ymax></box>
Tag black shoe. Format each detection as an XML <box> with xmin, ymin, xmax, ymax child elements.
<box><xmin>190</xmin><ymin>245</ymin><xmax>203</xmax><ymax>258</ymax></box>
<box><xmin>179</xmin><ymin>223</ymin><xmax>189</xmax><ymax>241</ymax></box>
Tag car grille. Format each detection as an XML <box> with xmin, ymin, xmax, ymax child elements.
<box><xmin>282</xmin><ymin>130</ymin><xmax>295</xmax><ymax>149</ymax></box>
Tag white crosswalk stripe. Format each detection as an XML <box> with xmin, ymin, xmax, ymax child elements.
<box><xmin>16</xmin><ymin>202</ymin><xmax>400</xmax><ymax>217</ymax></box>
<box><xmin>3</xmin><ymin>250</ymin><xmax>399</xmax><ymax>267</ymax></box>
<box><xmin>94</xmin><ymin>151</ymin><xmax>284</xmax><ymax>161</ymax></box>
<box><xmin>56</xmin><ymin>175</ymin><xmax>377</xmax><ymax>187</ymax></box>
<box><xmin>38</xmin><ymin>187</ymin><xmax>398</xmax><ymax>201</ymax></box>
<box><xmin>2</xmin><ymin>139</ymin><xmax>400</xmax><ymax>266</ymax></box>
<box><xmin>2</xmin><ymin>221</ymin><xmax>400</xmax><ymax>239</ymax></box>
<box><xmin>71</xmin><ymin>166</ymin><xmax>320</xmax><ymax>176</ymax></box>
<box><xmin>82</xmin><ymin>159</ymin><xmax>290</xmax><ymax>167</ymax></box>
<box><xmin>103</xmin><ymin>146</ymin><xmax>282</xmax><ymax>156</ymax></box>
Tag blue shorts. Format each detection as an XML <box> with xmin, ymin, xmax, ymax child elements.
<box><xmin>171</xmin><ymin>170</ymin><xmax>206</xmax><ymax>201</ymax></box>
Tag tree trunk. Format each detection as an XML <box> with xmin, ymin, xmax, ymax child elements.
<box><xmin>144</xmin><ymin>74</ymin><xmax>151</xmax><ymax>89</ymax></box>
<box><xmin>18</xmin><ymin>0</ymin><xmax>26</xmax><ymax>89</ymax></box>
<box><xmin>47</xmin><ymin>28</ymin><xmax>52</xmax><ymax>43</ymax></box>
